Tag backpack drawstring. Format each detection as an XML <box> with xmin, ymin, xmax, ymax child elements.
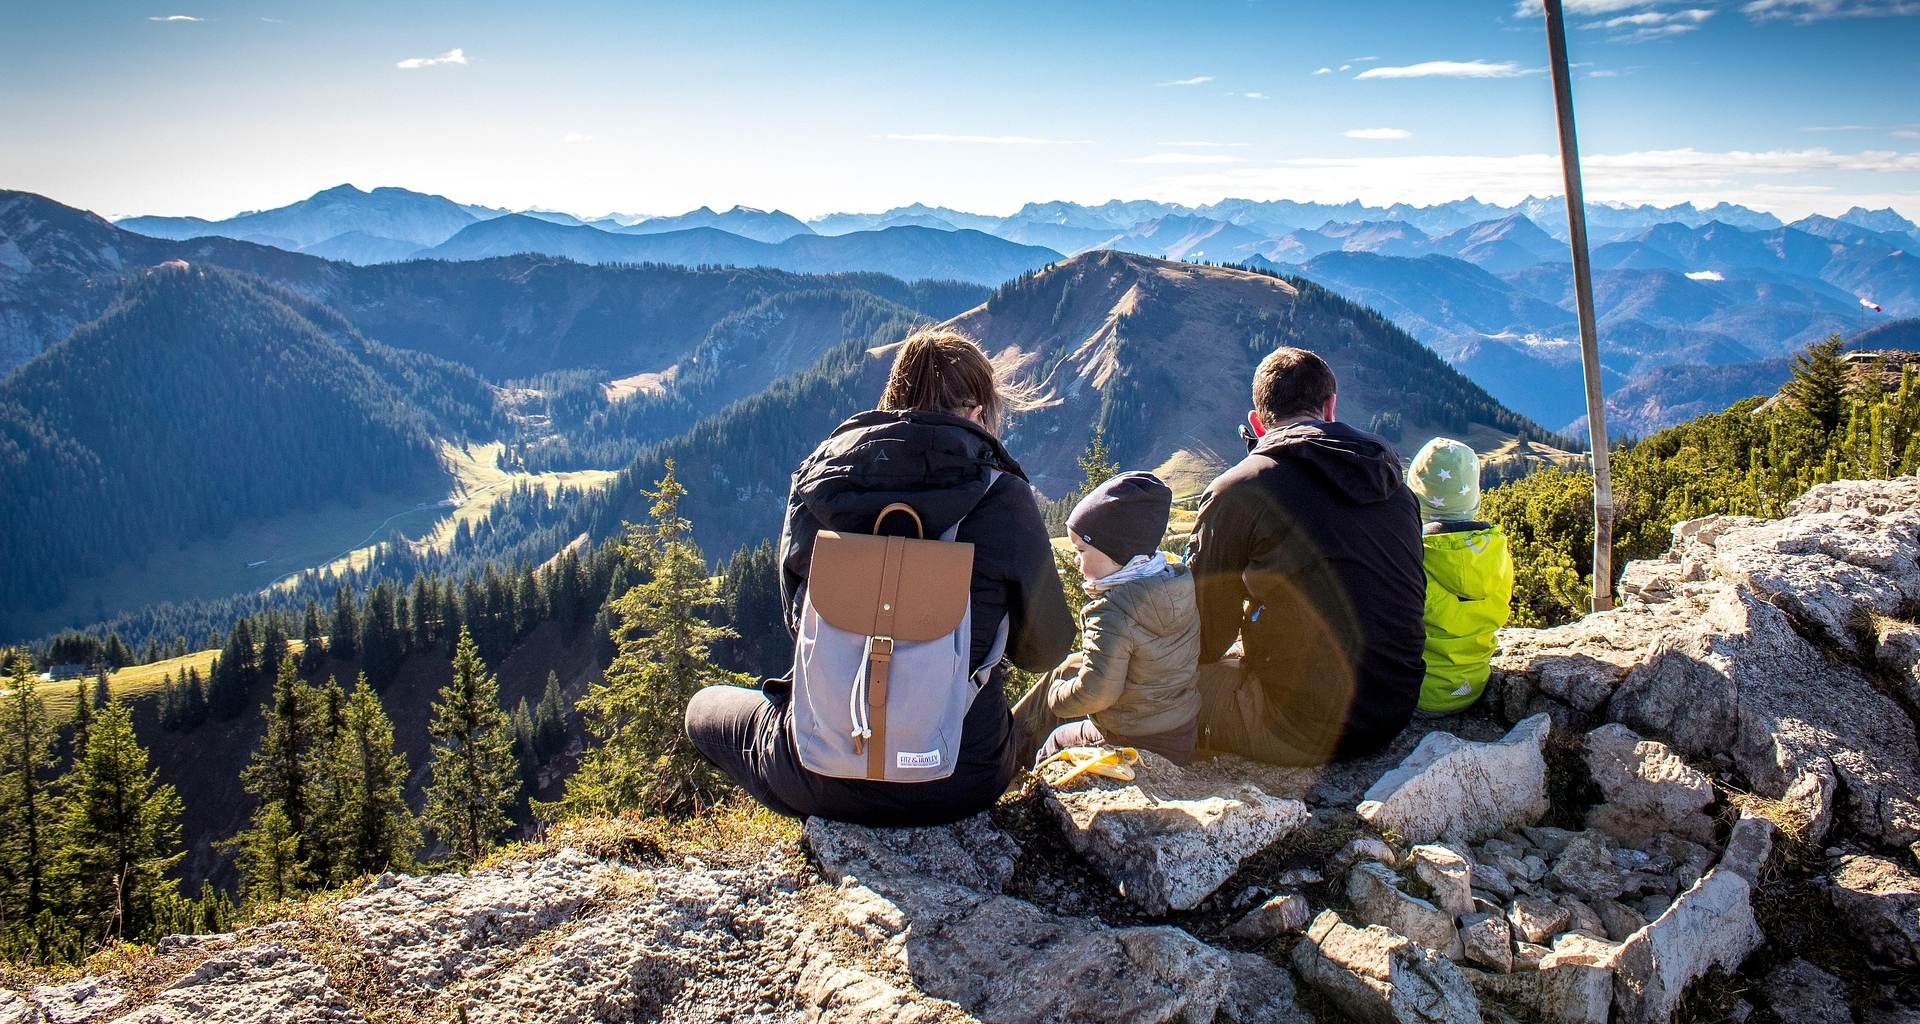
<box><xmin>849</xmin><ymin>635</ymin><xmax>876</xmax><ymax>754</ymax></box>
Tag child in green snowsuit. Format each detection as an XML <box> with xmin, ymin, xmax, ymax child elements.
<box><xmin>1408</xmin><ymin>438</ymin><xmax>1514</xmax><ymax>714</ymax></box>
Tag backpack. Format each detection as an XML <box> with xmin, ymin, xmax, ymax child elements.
<box><xmin>791</xmin><ymin>475</ymin><xmax>1007</xmax><ymax>782</ymax></box>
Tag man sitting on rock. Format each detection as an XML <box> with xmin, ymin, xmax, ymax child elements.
<box><xmin>1186</xmin><ymin>346</ymin><xmax>1426</xmax><ymax>765</ymax></box>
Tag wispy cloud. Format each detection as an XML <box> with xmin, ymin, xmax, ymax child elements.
<box><xmin>1348</xmin><ymin>56</ymin><xmax>1381</xmax><ymax>62</ymax></box>
<box><xmin>1122</xmin><ymin>153</ymin><xmax>1244</xmax><ymax>164</ymax></box>
<box><xmin>1356</xmin><ymin>60</ymin><xmax>1539</xmax><ymax>79</ymax></box>
<box><xmin>1345</xmin><ymin>128</ymin><xmax>1414</xmax><ymax>140</ymax></box>
<box><xmin>1159</xmin><ymin>141</ymin><xmax>1228</xmax><ymax>147</ymax></box>
<box><xmin>1896</xmin><ymin>129</ymin><xmax>1920</xmax><ymax>139</ymax></box>
<box><xmin>563</xmin><ymin>133</ymin><xmax>593</xmax><ymax>143</ymax></box>
<box><xmin>1588</xmin><ymin>68</ymin><xmax>1622</xmax><ymax>76</ymax></box>
<box><xmin>1586</xmin><ymin>7</ymin><xmax>1716</xmax><ymax>40</ymax></box>
<box><xmin>1743</xmin><ymin>0</ymin><xmax>1920</xmax><ymax>20</ymax></box>
<box><xmin>1686</xmin><ymin>270</ymin><xmax>1726</xmax><ymax>280</ymax></box>
<box><xmin>1312</xmin><ymin>67</ymin><xmax>1333</xmax><ymax>75</ymax></box>
<box><xmin>1240</xmin><ymin>92</ymin><xmax>1269</xmax><ymax>99</ymax></box>
<box><xmin>1158</xmin><ymin>76</ymin><xmax>1214</xmax><ymax>86</ymax></box>
<box><xmin>148</xmin><ymin>14</ymin><xmax>202</xmax><ymax>21</ymax></box>
<box><xmin>883</xmin><ymin>133</ymin><xmax>1091</xmax><ymax>144</ymax></box>
<box><xmin>397</xmin><ymin>48</ymin><xmax>468</xmax><ymax>70</ymax></box>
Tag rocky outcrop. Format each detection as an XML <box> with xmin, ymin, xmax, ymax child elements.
<box><xmin>1040</xmin><ymin>750</ymin><xmax>1308</xmax><ymax>913</ymax></box>
<box><xmin>1355</xmin><ymin>715</ymin><xmax>1550</xmax><ymax>845</ymax></box>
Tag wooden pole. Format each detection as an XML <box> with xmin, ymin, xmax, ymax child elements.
<box><xmin>1543</xmin><ymin>0</ymin><xmax>1615</xmax><ymax>613</ymax></box>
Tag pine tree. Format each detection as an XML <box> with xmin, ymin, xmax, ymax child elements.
<box><xmin>330</xmin><ymin>584</ymin><xmax>360</xmax><ymax>662</ymax></box>
<box><xmin>422</xmin><ymin>629</ymin><xmax>518</xmax><ymax>865</ymax></box>
<box><xmin>1787</xmin><ymin>335</ymin><xmax>1849</xmax><ymax>434</ymax></box>
<box><xmin>235</xmin><ymin>660</ymin><xmax>325</xmax><ymax>892</ymax></box>
<box><xmin>533</xmin><ymin>671</ymin><xmax>569</xmax><ymax>760</ymax></box>
<box><xmin>90</xmin><ymin>669</ymin><xmax>110</xmax><ymax>710</ymax></box>
<box><xmin>232</xmin><ymin>804</ymin><xmax>304</xmax><ymax>906</ymax></box>
<box><xmin>510</xmin><ymin>697</ymin><xmax>539</xmax><ymax>801</ymax></box>
<box><xmin>260</xmin><ymin>614</ymin><xmax>291</xmax><ymax>684</ymax></box>
<box><xmin>359</xmin><ymin>580</ymin><xmax>406</xmax><ymax>691</ymax></box>
<box><xmin>325</xmin><ymin>682</ymin><xmax>416</xmax><ymax>880</ymax></box>
<box><xmin>548</xmin><ymin>461</ymin><xmax>745</xmax><ymax>818</ymax></box>
<box><xmin>69</xmin><ymin>682</ymin><xmax>95</xmax><ymax>762</ymax></box>
<box><xmin>0</xmin><ymin>659</ymin><xmax>58</xmax><ymax>958</ymax></box>
<box><xmin>411</xmin><ymin>574</ymin><xmax>440</xmax><ymax>650</ymax></box>
<box><xmin>56</xmin><ymin>702</ymin><xmax>184</xmax><ymax>944</ymax></box>
<box><xmin>300</xmin><ymin>599</ymin><xmax>327</xmax><ymax>673</ymax></box>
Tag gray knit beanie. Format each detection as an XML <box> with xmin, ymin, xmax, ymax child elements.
<box><xmin>1067</xmin><ymin>472</ymin><xmax>1173</xmax><ymax>563</ymax></box>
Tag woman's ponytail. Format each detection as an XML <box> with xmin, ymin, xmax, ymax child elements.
<box><xmin>878</xmin><ymin>330</ymin><xmax>1032</xmax><ymax>436</ymax></box>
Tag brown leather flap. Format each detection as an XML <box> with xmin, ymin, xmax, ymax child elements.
<box><xmin>809</xmin><ymin>530</ymin><xmax>974</xmax><ymax>641</ymax></box>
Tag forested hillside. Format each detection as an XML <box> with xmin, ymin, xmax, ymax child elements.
<box><xmin>0</xmin><ymin>263</ymin><xmax>490</xmax><ymax>617</ymax></box>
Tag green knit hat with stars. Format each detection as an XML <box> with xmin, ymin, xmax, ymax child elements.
<box><xmin>1408</xmin><ymin>437</ymin><xmax>1482</xmax><ymax>523</ymax></box>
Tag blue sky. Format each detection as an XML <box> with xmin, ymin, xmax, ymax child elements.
<box><xmin>3</xmin><ymin>0</ymin><xmax>1917</xmax><ymax>220</ymax></box>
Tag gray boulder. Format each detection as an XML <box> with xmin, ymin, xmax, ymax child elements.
<box><xmin>1607</xmin><ymin>867</ymin><xmax>1766</xmax><ymax>1024</ymax></box>
<box><xmin>1356</xmin><ymin>715</ymin><xmax>1550</xmax><ymax>846</ymax></box>
<box><xmin>804</xmin><ymin>812</ymin><xmax>1018</xmax><ymax>893</ymax></box>
<box><xmin>1546</xmin><ymin>832</ymin><xmax>1631</xmax><ymax>903</ymax></box>
<box><xmin>28</xmin><ymin>980</ymin><xmax>121</xmax><ymax>1024</ymax></box>
<box><xmin>1290</xmin><ymin>911</ymin><xmax>1480</xmax><ymax>1024</ymax></box>
<box><xmin>1223</xmin><ymin>893</ymin><xmax>1313</xmax><ymax>941</ymax></box>
<box><xmin>1758</xmin><ymin>958</ymin><xmax>1851</xmax><ymax>1024</ymax></box>
<box><xmin>1583</xmin><ymin>723</ymin><xmax>1716</xmax><ymax>844</ymax></box>
<box><xmin>1348</xmin><ymin>862</ymin><xmax>1461</xmax><ymax>961</ymax></box>
<box><xmin>1042</xmin><ymin>749</ymin><xmax>1308</xmax><ymax>913</ymax></box>
<box><xmin>1218</xmin><ymin>952</ymin><xmax>1318</xmax><ymax>1024</ymax></box>
<box><xmin>1825</xmin><ymin>853</ymin><xmax>1920</xmax><ymax>969</ymax></box>
<box><xmin>105</xmin><ymin>944</ymin><xmax>364</xmax><ymax>1024</ymax></box>
<box><xmin>1465</xmin><ymin>963</ymin><xmax>1612</xmax><ymax>1024</ymax></box>
<box><xmin>1407</xmin><ymin>845</ymin><xmax>1475</xmax><ymax>920</ymax></box>
<box><xmin>1457</xmin><ymin>914</ymin><xmax>1512</xmax><ymax>974</ymax></box>
<box><xmin>1493</xmin><ymin>481</ymin><xmax>1920</xmax><ymax>848</ymax></box>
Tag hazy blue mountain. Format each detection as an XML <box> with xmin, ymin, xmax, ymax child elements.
<box><xmin>298</xmin><ymin>231</ymin><xmax>425</xmax><ymax>264</ymax></box>
<box><xmin>615</xmin><ymin>205</ymin><xmax>814</xmax><ymax>243</ymax></box>
<box><xmin>809</xmin><ymin>204</ymin><xmax>1004</xmax><ymax>235</ymax></box>
<box><xmin>1571</xmin><ymin>358</ymin><xmax>1795</xmax><ymax>438</ymax></box>
<box><xmin>1424</xmin><ymin>214</ymin><xmax>1566</xmax><ymax>273</ymax></box>
<box><xmin>1089</xmin><ymin>215</ymin><xmax>1271</xmax><ymax>261</ymax></box>
<box><xmin>519</xmin><ymin>210</ymin><xmax>590</xmax><ymax>227</ymax></box>
<box><xmin>118</xmin><ymin>184</ymin><xmax>484</xmax><ymax>250</ymax></box>
<box><xmin>1840</xmin><ymin>206</ymin><xmax>1920</xmax><ymax>242</ymax></box>
<box><xmin>420</xmin><ymin>216</ymin><xmax>1060</xmax><ymax>286</ymax></box>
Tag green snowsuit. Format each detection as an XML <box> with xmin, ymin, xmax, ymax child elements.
<box><xmin>1417</xmin><ymin>525</ymin><xmax>1514</xmax><ymax>713</ymax></box>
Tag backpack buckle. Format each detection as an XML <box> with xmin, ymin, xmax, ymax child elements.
<box><xmin>869</xmin><ymin>636</ymin><xmax>894</xmax><ymax>659</ymax></box>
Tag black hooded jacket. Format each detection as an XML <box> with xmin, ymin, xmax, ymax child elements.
<box><xmin>1188</xmin><ymin>419</ymin><xmax>1426</xmax><ymax>760</ymax></box>
<box><xmin>772</xmin><ymin>409</ymin><xmax>1075</xmax><ymax>821</ymax></box>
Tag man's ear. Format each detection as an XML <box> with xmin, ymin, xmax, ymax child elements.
<box><xmin>1247</xmin><ymin>410</ymin><xmax>1266</xmax><ymax>438</ymax></box>
<box><xmin>1323</xmin><ymin>394</ymin><xmax>1338</xmax><ymax>422</ymax></box>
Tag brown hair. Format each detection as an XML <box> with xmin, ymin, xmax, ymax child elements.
<box><xmin>1252</xmin><ymin>346</ymin><xmax>1338</xmax><ymax>426</ymax></box>
<box><xmin>879</xmin><ymin>329</ymin><xmax>1030</xmax><ymax>435</ymax></box>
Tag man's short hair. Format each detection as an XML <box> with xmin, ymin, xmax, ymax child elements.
<box><xmin>1252</xmin><ymin>346</ymin><xmax>1338</xmax><ymax>425</ymax></box>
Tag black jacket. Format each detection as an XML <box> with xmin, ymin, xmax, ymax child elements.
<box><xmin>1188</xmin><ymin>419</ymin><xmax>1426</xmax><ymax>760</ymax></box>
<box><xmin>773</xmin><ymin>409</ymin><xmax>1075</xmax><ymax>823</ymax></box>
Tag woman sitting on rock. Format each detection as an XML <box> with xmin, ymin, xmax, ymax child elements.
<box><xmin>683</xmin><ymin>329</ymin><xmax>1075</xmax><ymax>827</ymax></box>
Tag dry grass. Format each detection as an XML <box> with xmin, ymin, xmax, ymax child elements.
<box><xmin>481</xmin><ymin>799</ymin><xmax>803</xmax><ymax>873</ymax></box>
<box><xmin>23</xmin><ymin>645</ymin><xmax>229</xmax><ymax>718</ymax></box>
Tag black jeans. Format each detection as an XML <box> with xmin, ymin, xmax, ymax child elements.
<box><xmin>683</xmin><ymin>683</ymin><xmax>1016</xmax><ymax>827</ymax></box>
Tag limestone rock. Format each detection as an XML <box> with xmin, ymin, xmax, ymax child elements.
<box><xmin>1290</xmin><ymin>911</ymin><xmax>1480</xmax><ymax>1024</ymax></box>
<box><xmin>1583</xmin><ymin>724</ymin><xmax>1716</xmax><ymax>844</ymax></box>
<box><xmin>29</xmin><ymin>980</ymin><xmax>121</xmax><ymax>1024</ymax></box>
<box><xmin>827</xmin><ymin>876</ymin><xmax>1233</xmax><ymax>1024</ymax></box>
<box><xmin>1825</xmin><ymin>854</ymin><xmax>1920</xmax><ymax>969</ymax></box>
<box><xmin>1218</xmin><ymin>952</ymin><xmax>1317</xmax><ymax>1024</ymax></box>
<box><xmin>1492</xmin><ymin>483</ymin><xmax>1920</xmax><ymax>848</ymax></box>
<box><xmin>1408</xmin><ymin>845</ymin><xmax>1475</xmax><ymax>920</ymax></box>
<box><xmin>1458</xmin><ymin>914</ymin><xmax>1511</xmax><ymax>974</ymax></box>
<box><xmin>1348</xmin><ymin>862</ymin><xmax>1461</xmax><ymax>961</ymax></box>
<box><xmin>106</xmin><ymin>944</ymin><xmax>363</xmax><ymax>1024</ymax></box>
<box><xmin>1506</xmin><ymin>897</ymin><xmax>1569</xmax><ymax>946</ymax></box>
<box><xmin>332</xmin><ymin>847</ymin><xmax>617</xmax><ymax>996</ymax></box>
<box><xmin>1512</xmin><ymin>942</ymin><xmax>1549</xmax><ymax>972</ymax></box>
<box><xmin>1593</xmin><ymin>899</ymin><xmax>1648</xmax><ymax>942</ymax></box>
<box><xmin>1356</xmin><ymin>715</ymin><xmax>1550</xmax><ymax>846</ymax></box>
<box><xmin>1223</xmin><ymin>893</ymin><xmax>1313</xmax><ymax>941</ymax></box>
<box><xmin>1876</xmin><ymin>621</ymin><xmax>1920</xmax><ymax>708</ymax></box>
<box><xmin>1546</xmin><ymin>832</ymin><xmax>1629</xmax><ymax>903</ymax></box>
<box><xmin>1555</xmin><ymin>896</ymin><xmax>1606</xmax><ymax>939</ymax></box>
<box><xmin>1334</xmin><ymin>837</ymin><xmax>1398</xmax><ymax>870</ymax></box>
<box><xmin>803</xmin><ymin>812</ymin><xmax>1018</xmax><ymax>894</ymax></box>
<box><xmin>1608</xmin><ymin>867</ymin><xmax>1765</xmax><ymax>1024</ymax></box>
<box><xmin>1539</xmin><ymin>931</ymin><xmax>1619</xmax><ymax>968</ymax></box>
<box><xmin>1758</xmin><ymin>958</ymin><xmax>1851</xmax><ymax>1024</ymax></box>
<box><xmin>1717</xmin><ymin>815</ymin><xmax>1775</xmax><ymax>882</ymax></box>
<box><xmin>0</xmin><ymin>990</ymin><xmax>38</xmax><ymax>1024</ymax></box>
<box><xmin>1042</xmin><ymin>749</ymin><xmax>1308</xmax><ymax>913</ymax></box>
<box><xmin>794</xmin><ymin>952</ymin><xmax>961</xmax><ymax>1024</ymax></box>
<box><xmin>1465</xmin><ymin>963</ymin><xmax>1612</xmax><ymax>1024</ymax></box>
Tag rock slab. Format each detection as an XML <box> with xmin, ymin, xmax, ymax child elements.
<box><xmin>1291</xmin><ymin>911</ymin><xmax>1479</xmax><ymax>1024</ymax></box>
<box><xmin>1583</xmin><ymin>723</ymin><xmax>1716</xmax><ymax>844</ymax></box>
<box><xmin>1042</xmin><ymin>748</ymin><xmax>1308</xmax><ymax>913</ymax></box>
<box><xmin>1356</xmin><ymin>715</ymin><xmax>1550</xmax><ymax>845</ymax></box>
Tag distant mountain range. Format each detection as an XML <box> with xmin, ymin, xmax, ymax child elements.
<box><xmin>68</xmin><ymin>183</ymin><xmax>1920</xmax><ymax>435</ymax></box>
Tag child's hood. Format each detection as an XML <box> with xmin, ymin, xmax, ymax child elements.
<box><xmin>1096</xmin><ymin>563</ymin><xmax>1195</xmax><ymax>635</ymax></box>
<box><xmin>1423</xmin><ymin>527</ymin><xmax>1510</xmax><ymax>601</ymax></box>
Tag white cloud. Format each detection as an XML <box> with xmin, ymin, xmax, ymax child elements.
<box><xmin>1159</xmin><ymin>141</ymin><xmax>1225</xmax><ymax>147</ymax></box>
<box><xmin>1313</xmin><ymin>67</ymin><xmax>1333</xmax><ymax>75</ymax></box>
<box><xmin>1896</xmin><ymin>130</ymin><xmax>1920</xmax><ymax>139</ymax></box>
<box><xmin>1586</xmin><ymin>7</ymin><xmax>1716</xmax><ymax>39</ymax></box>
<box><xmin>397</xmin><ymin>48</ymin><xmax>468</xmax><ymax>70</ymax></box>
<box><xmin>1157</xmin><ymin>76</ymin><xmax>1214</xmax><ymax>86</ymax></box>
<box><xmin>1588</xmin><ymin>68</ymin><xmax>1621</xmax><ymax>76</ymax></box>
<box><xmin>883</xmin><ymin>133</ymin><xmax>1091</xmax><ymax>145</ymax></box>
<box><xmin>148</xmin><ymin>14</ymin><xmax>202</xmax><ymax>21</ymax></box>
<box><xmin>563</xmin><ymin>133</ymin><xmax>593</xmax><ymax>143</ymax></box>
<box><xmin>1338</xmin><ymin>64</ymin><xmax>1352</xmax><ymax>71</ymax></box>
<box><xmin>1242</xmin><ymin>92</ymin><xmax>1269</xmax><ymax>99</ymax></box>
<box><xmin>1345</xmin><ymin>128</ymin><xmax>1414</xmax><ymax>139</ymax></box>
<box><xmin>1349</xmin><ymin>55</ymin><xmax>1381</xmax><ymax>62</ymax></box>
<box><xmin>1744</xmin><ymin>0</ymin><xmax>1920</xmax><ymax>19</ymax></box>
<box><xmin>1686</xmin><ymin>270</ymin><xmax>1726</xmax><ymax>280</ymax></box>
<box><xmin>1356</xmin><ymin>60</ymin><xmax>1540</xmax><ymax>79</ymax></box>
<box><xmin>1130</xmin><ymin>147</ymin><xmax>1920</xmax><ymax>219</ymax></box>
<box><xmin>1514</xmin><ymin>0</ymin><xmax>1690</xmax><ymax>14</ymax></box>
<box><xmin>1122</xmin><ymin>153</ymin><xmax>1245</xmax><ymax>164</ymax></box>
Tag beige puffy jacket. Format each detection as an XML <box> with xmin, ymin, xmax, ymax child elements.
<box><xmin>1045</xmin><ymin>565</ymin><xmax>1201</xmax><ymax>738</ymax></box>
